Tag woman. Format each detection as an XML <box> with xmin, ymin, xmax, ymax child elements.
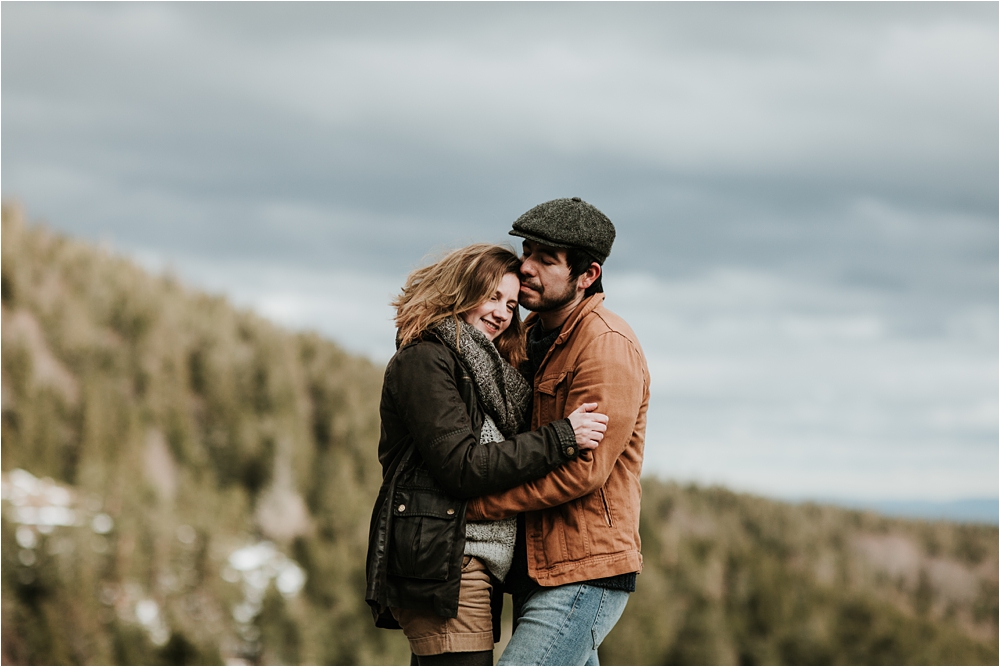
<box><xmin>365</xmin><ymin>244</ymin><xmax>608</xmax><ymax>666</ymax></box>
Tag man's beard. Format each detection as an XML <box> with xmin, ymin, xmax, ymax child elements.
<box><xmin>519</xmin><ymin>278</ymin><xmax>577</xmax><ymax>313</ymax></box>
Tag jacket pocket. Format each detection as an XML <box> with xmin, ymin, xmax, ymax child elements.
<box><xmin>536</xmin><ymin>372</ymin><xmax>566</xmax><ymax>396</ymax></box>
<box><xmin>536</xmin><ymin>372</ymin><xmax>570</xmax><ymax>424</ymax></box>
<box><xmin>599</xmin><ymin>487</ymin><xmax>614</xmax><ymax>527</ymax></box>
<box><xmin>387</xmin><ymin>487</ymin><xmax>459</xmax><ymax>581</ymax></box>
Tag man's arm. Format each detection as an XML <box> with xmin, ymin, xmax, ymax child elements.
<box><xmin>467</xmin><ymin>331</ymin><xmax>646</xmax><ymax>520</ymax></box>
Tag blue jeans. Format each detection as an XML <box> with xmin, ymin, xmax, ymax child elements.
<box><xmin>498</xmin><ymin>584</ymin><xmax>629</xmax><ymax>666</ymax></box>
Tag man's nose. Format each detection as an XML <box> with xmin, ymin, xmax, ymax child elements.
<box><xmin>520</xmin><ymin>259</ymin><xmax>535</xmax><ymax>277</ymax></box>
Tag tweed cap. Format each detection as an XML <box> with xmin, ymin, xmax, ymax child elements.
<box><xmin>509</xmin><ymin>197</ymin><xmax>616</xmax><ymax>264</ymax></box>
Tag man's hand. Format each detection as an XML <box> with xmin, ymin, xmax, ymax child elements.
<box><xmin>567</xmin><ymin>403</ymin><xmax>608</xmax><ymax>450</ymax></box>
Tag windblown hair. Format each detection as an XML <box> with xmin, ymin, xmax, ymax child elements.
<box><xmin>393</xmin><ymin>244</ymin><xmax>526</xmax><ymax>368</ymax></box>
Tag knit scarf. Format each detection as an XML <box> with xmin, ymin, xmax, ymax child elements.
<box><xmin>432</xmin><ymin>318</ymin><xmax>531</xmax><ymax>439</ymax></box>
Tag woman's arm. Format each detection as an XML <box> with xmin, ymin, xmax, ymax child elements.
<box><xmin>388</xmin><ymin>342</ymin><xmax>582</xmax><ymax>499</ymax></box>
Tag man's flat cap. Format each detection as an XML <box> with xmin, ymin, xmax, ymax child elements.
<box><xmin>509</xmin><ymin>197</ymin><xmax>615</xmax><ymax>264</ymax></box>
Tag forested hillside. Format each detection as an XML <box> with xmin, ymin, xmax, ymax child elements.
<box><xmin>2</xmin><ymin>205</ymin><xmax>997</xmax><ymax>665</ymax></box>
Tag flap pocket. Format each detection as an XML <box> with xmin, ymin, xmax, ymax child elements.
<box><xmin>393</xmin><ymin>488</ymin><xmax>459</xmax><ymax>520</ymax></box>
<box><xmin>537</xmin><ymin>372</ymin><xmax>568</xmax><ymax>396</ymax></box>
<box><xmin>388</xmin><ymin>488</ymin><xmax>459</xmax><ymax>580</ymax></box>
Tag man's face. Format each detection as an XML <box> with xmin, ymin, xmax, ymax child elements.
<box><xmin>517</xmin><ymin>240</ymin><xmax>578</xmax><ymax>313</ymax></box>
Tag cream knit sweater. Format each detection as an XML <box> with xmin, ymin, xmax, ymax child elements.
<box><xmin>463</xmin><ymin>414</ymin><xmax>517</xmax><ymax>581</ymax></box>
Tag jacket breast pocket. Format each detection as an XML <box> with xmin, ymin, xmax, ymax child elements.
<box><xmin>387</xmin><ymin>487</ymin><xmax>459</xmax><ymax>581</ymax></box>
<box><xmin>536</xmin><ymin>371</ymin><xmax>570</xmax><ymax>424</ymax></box>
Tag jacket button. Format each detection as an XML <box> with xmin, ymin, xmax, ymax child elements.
<box><xmin>446</xmin><ymin>508</ymin><xmax>455</xmax><ymax>515</ymax></box>
<box><xmin>397</xmin><ymin>504</ymin><xmax>406</xmax><ymax>512</ymax></box>
<box><xmin>566</xmin><ymin>446</ymin><xmax>575</xmax><ymax>456</ymax></box>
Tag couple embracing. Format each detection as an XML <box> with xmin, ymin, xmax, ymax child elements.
<box><xmin>366</xmin><ymin>198</ymin><xmax>650</xmax><ymax>666</ymax></box>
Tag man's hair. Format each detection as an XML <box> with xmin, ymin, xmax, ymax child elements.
<box><xmin>565</xmin><ymin>247</ymin><xmax>604</xmax><ymax>297</ymax></box>
<box><xmin>393</xmin><ymin>243</ymin><xmax>526</xmax><ymax>367</ymax></box>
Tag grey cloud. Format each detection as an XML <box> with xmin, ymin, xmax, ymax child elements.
<box><xmin>2</xmin><ymin>2</ymin><xmax>995</xmax><ymax>498</ymax></box>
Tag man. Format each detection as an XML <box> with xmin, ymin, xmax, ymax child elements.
<box><xmin>466</xmin><ymin>197</ymin><xmax>650</xmax><ymax>665</ymax></box>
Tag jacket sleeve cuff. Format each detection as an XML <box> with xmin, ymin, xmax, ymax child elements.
<box><xmin>466</xmin><ymin>496</ymin><xmax>485</xmax><ymax>521</ymax></box>
<box><xmin>555</xmin><ymin>418</ymin><xmax>579</xmax><ymax>460</ymax></box>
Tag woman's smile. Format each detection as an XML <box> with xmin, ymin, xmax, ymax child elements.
<box><xmin>480</xmin><ymin>317</ymin><xmax>501</xmax><ymax>335</ymax></box>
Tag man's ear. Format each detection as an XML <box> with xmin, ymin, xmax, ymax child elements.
<box><xmin>577</xmin><ymin>262</ymin><xmax>601</xmax><ymax>290</ymax></box>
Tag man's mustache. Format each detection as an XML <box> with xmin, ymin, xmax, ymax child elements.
<box><xmin>519</xmin><ymin>280</ymin><xmax>543</xmax><ymax>293</ymax></box>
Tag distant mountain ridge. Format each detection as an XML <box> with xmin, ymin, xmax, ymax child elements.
<box><xmin>2</xmin><ymin>204</ymin><xmax>997</xmax><ymax>665</ymax></box>
<box><xmin>806</xmin><ymin>498</ymin><xmax>999</xmax><ymax>526</ymax></box>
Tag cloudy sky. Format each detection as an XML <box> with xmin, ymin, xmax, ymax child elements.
<box><xmin>3</xmin><ymin>2</ymin><xmax>996</xmax><ymax>503</ymax></box>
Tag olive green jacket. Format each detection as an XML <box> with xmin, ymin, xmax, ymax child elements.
<box><xmin>366</xmin><ymin>333</ymin><xmax>578</xmax><ymax>623</ymax></box>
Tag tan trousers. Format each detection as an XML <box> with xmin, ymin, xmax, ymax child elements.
<box><xmin>392</xmin><ymin>556</ymin><xmax>494</xmax><ymax>656</ymax></box>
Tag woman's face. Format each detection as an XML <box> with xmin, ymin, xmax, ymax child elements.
<box><xmin>463</xmin><ymin>272</ymin><xmax>520</xmax><ymax>341</ymax></box>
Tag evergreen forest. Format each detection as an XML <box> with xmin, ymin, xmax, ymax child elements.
<box><xmin>2</xmin><ymin>205</ymin><xmax>997</xmax><ymax>665</ymax></box>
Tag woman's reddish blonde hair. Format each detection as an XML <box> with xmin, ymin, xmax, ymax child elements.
<box><xmin>393</xmin><ymin>244</ymin><xmax>526</xmax><ymax>368</ymax></box>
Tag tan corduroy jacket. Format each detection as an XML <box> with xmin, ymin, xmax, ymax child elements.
<box><xmin>467</xmin><ymin>293</ymin><xmax>650</xmax><ymax>586</ymax></box>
